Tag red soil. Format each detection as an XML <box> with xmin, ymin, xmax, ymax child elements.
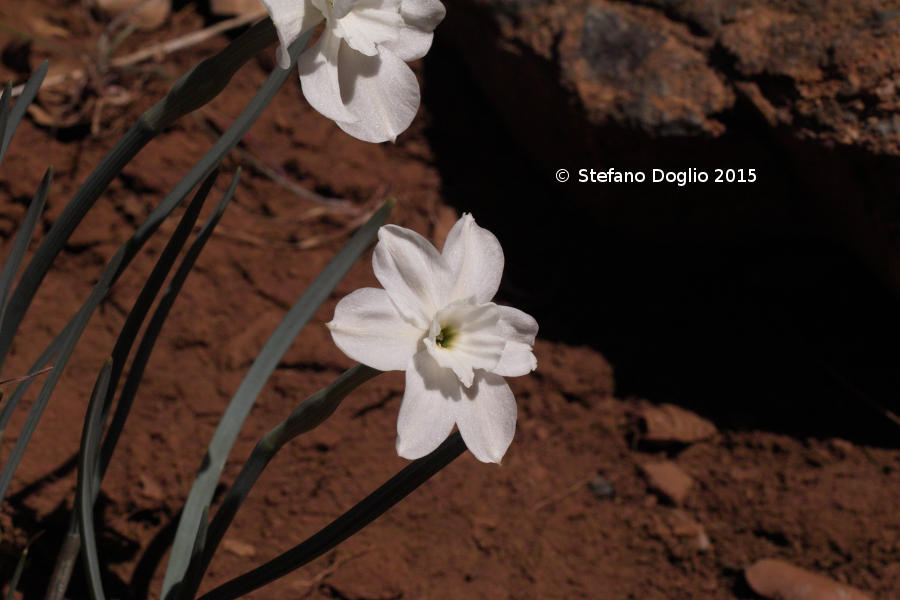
<box><xmin>1</xmin><ymin>3</ymin><xmax>899</xmax><ymax>599</ymax></box>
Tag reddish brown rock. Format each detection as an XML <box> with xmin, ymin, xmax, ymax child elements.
<box><xmin>440</xmin><ymin>0</ymin><xmax>900</xmax><ymax>297</ymax></box>
<box><xmin>209</xmin><ymin>0</ymin><xmax>264</xmax><ymax>16</ymax></box>
<box><xmin>746</xmin><ymin>559</ymin><xmax>872</xmax><ymax>600</ymax></box>
<box><xmin>92</xmin><ymin>0</ymin><xmax>170</xmax><ymax>30</ymax></box>
<box><xmin>639</xmin><ymin>460</ymin><xmax>694</xmax><ymax>504</ymax></box>
<box><xmin>637</xmin><ymin>403</ymin><xmax>718</xmax><ymax>445</ymax></box>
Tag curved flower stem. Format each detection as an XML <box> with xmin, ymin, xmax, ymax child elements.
<box><xmin>177</xmin><ymin>364</ymin><xmax>381</xmax><ymax>600</ymax></box>
<box><xmin>0</xmin><ymin>18</ymin><xmax>277</xmax><ymax>367</ymax></box>
<box><xmin>197</xmin><ymin>432</ymin><xmax>467</xmax><ymax>600</ymax></box>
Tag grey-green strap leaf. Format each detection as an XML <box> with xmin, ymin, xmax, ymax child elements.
<box><xmin>0</xmin><ymin>83</ymin><xmax>11</xmax><ymax>169</ymax></box>
<box><xmin>179</xmin><ymin>364</ymin><xmax>381</xmax><ymax>599</ymax></box>
<box><xmin>0</xmin><ymin>21</ymin><xmax>274</xmax><ymax>367</ymax></box>
<box><xmin>44</xmin><ymin>170</ymin><xmax>228</xmax><ymax>600</ymax></box>
<box><xmin>76</xmin><ymin>359</ymin><xmax>114</xmax><ymax>600</ymax></box>
<box><xmin>0</xmin><ymin>167</ymin><xmax>51</xmax><ymax>337</ymax></box>
<box><xmin>161</xmin><ymin>200</ymin><xmax>393</xmax><ymax>598</ymax></box>
<box><xmin>0</xmin><ymin>22</ymin><xmax>309</xmax><ymax>505</ymax></box>
<box><xmin>97</xmin><ymin>169</ymin><xmax>240</xmax><ymax>489</ymax></box>
<box><xmin>0</xmin><ymin>60</ymin><xmax>48</xmax><ymax>165</ymax></box>
<box><xmin>199</xmin><ymin>432</ymin><xmax>467</xmax><ymax>600</ymax></box>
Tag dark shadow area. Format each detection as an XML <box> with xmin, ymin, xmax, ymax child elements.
<box><xmin>129</xmin><ymin>507</ymin><xmax>183</xmax><ymax>600</ymax></box>
<box><xmin>0</xmin><ymin>473</ymin><xmax>217</xmax><ymax>599</ymax></box>
<box><xmin>0</xmin><ymin>457</ymin><xmax>142</xmax><ymax>599</ymax></box>
<box><xmin>422</xmin><ymin>33</ymin><xmax>900</xmax><ymax>448</ymax></box>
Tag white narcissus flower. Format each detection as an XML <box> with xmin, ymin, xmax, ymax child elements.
<box><xmin>260</xmin><ymin>0</ymin><xmax>446</xmax><ymax>143</ymax></box>
<box><xmin>327</xmin><ymin>214</ymin><xmax>539</xmax><ymax>463</ymax></box>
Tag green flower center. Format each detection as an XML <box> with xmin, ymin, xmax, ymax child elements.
<box><xmin>435</xmin><ymin>325</ymin><xmax>456</xmax><ymax>349</ymax></box>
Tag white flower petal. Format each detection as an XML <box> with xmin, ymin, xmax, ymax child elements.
<box><xmin>491</xmin><ymin>305</ymin><xmax>538</xmax><ymax>376</ymax></box>
<box><xmin>493</xmin><ymin>341</ymin><xmax>537</xmax><ymax>377</ymax></box>
<box><xmin>336</xmin><ymin>7</ymin><xmax>403</xmax><ymax>56</ymax></box>
<box><xmin>442</xmin><ymin>213</ymin><xmax>504</xmax><ymax>304</ymax></box>
<box><xmin>327</xmin><ymin>287</ymin><xmax>422</xmax><ymax>371</ymax></box>
<box><xmin>396</xmin><ymin>352</ymin><xmax>460</xmax><ymax>459</ymax></box>
<box><xmin>456</xmin><ymin>372</ymin><xmax>517</xmax><ymax>464</ymax></box>
<box><xmin>400</xmin><ymin>0</ymin><xmax>446</xmax><ymax>31</ymax></box>
<box><xmin>380</xmin><ymin>26</ymin><xmax>433</xmax><ymax>62</ymax></box>
<box><xmin>335</xmin><ymin>46</ymin><xmax>420</xmax><ymax>143</ymax></box>
<box><xmin>298</xmin><ymin>30</ymin><xmax>360</xmax><ymax>123</ymax></box>
<box><xmin>356</xmin><ymin>0</ymin><xmax>401</xmax><ymax>10</ymax></box>
<box><xmin>262</xmin><ymin>0</ymin><xmax>323</xmax><ymax>69</ymax></box>
<box><xmin>497</xmin><ymin>305</ymin><xmax>538</xmax><ymax>345</ymax></box>
<box><xmin>332</xmin><ymin>0</ymin><xmax>361</xmax><ymax>18</ymax></box>
<box><xmin>491</xmin><ymin>306</ymin><xmax>538</xmax><ymax>377</ymax></box>
<box><xmin>373</xmin><ymin>224</ymin><xmax>451</xmax><ymax>328</ymax></box>
<box><xmin>423</xmin><ymin>301</ymin><xmax>505</xmax><ymax>387</ymax></box>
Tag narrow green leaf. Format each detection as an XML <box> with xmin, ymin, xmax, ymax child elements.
<box><xmin>0</xmin><ymin>21</ymin><xmax>277</xmax><ymax>367</ymax></box>
<box><xmin>41</xmin><ymin>170</ymin><xmax>219</xmax><ymax>600</ymax></box>
<box><xmin>177</xmin><ymin>506</ymin><xmax>210</xmax><ymax>600</ymax></box>
<box><xmin>0</xmin><ymin>318</ymin><xmax>73</xmax><ymax>446</ymax></box>
<box><xmin>0</xmin><ymin>20</ymin><xmax>307</xmax><ymax>503</ymax></box>
<box><xmin>161</xmin><ymin>200</ymin><xmax>392</xmax><ymax>598</ymax></box>
<box><xmin>0</xmin><ymin>83</ymin><xmax>12</xmax><ymax>169</ymax></box>
<box><xmin>4</xmin><ymin>539</ymin><xmax>29</xmax><ymax>600</ymax></box>
<box><xmin>199</xmin><ymin>433</ymin><xmax>467</xmax><ymax>600</ymax></box>
<box><xmin>0</xmin><ymin>241</ymin><xmax>125</xmax><ymax>507</ymax></box>
<box><xmin>0</xmin><ymin>124</ymin><xmax>155</xmax><ymax>370</ymax></box>
<box><xmin>94</xmin><ymin>170</ymin><xmax>218</xmax><ymax>480</ymax></box>
<box><xmin>0</xmin><ymin>60</ymin><xmax>48</xmax><ymax>165</ymax></box>
<box><xmin>142</xmin><ymin>19</ymin><xmax>276</xmax><ymax>131</ymax></box>
<box><xmin>180</xmin><ymin>364</ymin><xmax>381</xmax><ymax>599</ymax></box>
<box><xmin>97</xmin><ymin>169</ymin><xmax>240</xmax><ymax>490</ymax></box>
<box><xmin>44</xmin><ymin>528</ymin><xmax>80</xmax><ymax>600</ymax></box>
<box><xmin>0</xmin><ymin>167</ymin><xmax>52</xmax><ymax>329</ymax></box>
<box><xmin>77</xmin><ymin>358</ymin><xmax>114</xmax><ymax>600</ymax></box>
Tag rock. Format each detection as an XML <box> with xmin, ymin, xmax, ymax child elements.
<box><xmin>138</xmin><ymin>473</ymin><xmax>163</xmax><ymax>501</ymax></box>
<box><xmin>745</xmin><ymin>559</ymin><xmax>871</xmax><ymax>600</ymax></box>
<box><xmin>637</xmin><ymin>403</ymin><xmax>717</xmax><ymax>445</ymax></box>
<box><xmin>588</xmin><ymin>473</ymin><xmax>615</xmax><ymax>500</ymax></box>
<box><xmin>92</xmin><ymin>0</ymin><xmax>171</xmax><ymax>31</ymax></box>
<box><xmin>223</xmin><ymin>539</ymin><xmax>257</xmax><ymax>558</ymax></box>
<box><xmin>639</xmin><ymin>460</ymin><xmax>693</xmax><ymax>504</ymax></box>
<box><xmin>666</xmin><ymin>509</ymin><xmax>711</xmax><ymax>553</ymax></box>
<box><xmin>210</xmin><ymin>0</ymin><xmax>264</xmax><ymax>16</ymax></box>
<box><xmin>440</xmin><ymin>1</ymin><xmax>900</xmax><ymax>299</ymax></box>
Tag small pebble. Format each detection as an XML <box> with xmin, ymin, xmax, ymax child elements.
<box><xmin>588</xmin><ymin>473</ymin><xmax>615</xmax><ymax>500</ymax></box>
<box><xmin>640</xmin><ymin>460</ymin><xmax>694</xmax><ymax>505</ymax></box>
<box><xmin>746</xmin><ymin>559</ymin><xmax>871</xmax><ymax>600</ymax></box>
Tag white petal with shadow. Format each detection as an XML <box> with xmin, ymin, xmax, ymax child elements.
<box><xmin>456</xmin><ymin>372</ymin><xmax>517</xmax><ymax>464</ymax></box>
<box><xmin>262</xmin><ymin>0</ymin><xmax>323</xmax><ymax>68</ymax></box>
<box><xmin>335</xmin><ymin>46</ymin><xmax>420</xmax><ymax>143</ymax></box>
<box><xmin>373</xmin><ymin>224</ymin><xmax>451</xmax><ymax>328</ymax></box>
<box><xmin>298</xmin><ymin>30</ymin><xmax>359</xmax><ymax>123</ymax></box>
<box><xmin>423</xmin><ymin>301</ymin><xmax>505</xmax><ymax>387</ymax></box>
<box><xmin>336</xmin><ymin>6</ymin><xmax>403</xmax><ymax>56</ymax></box>
<box><xmin>396</xmin><ymin>352</ymin><xmax>460</xmax><ymax>459</ymax></box>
